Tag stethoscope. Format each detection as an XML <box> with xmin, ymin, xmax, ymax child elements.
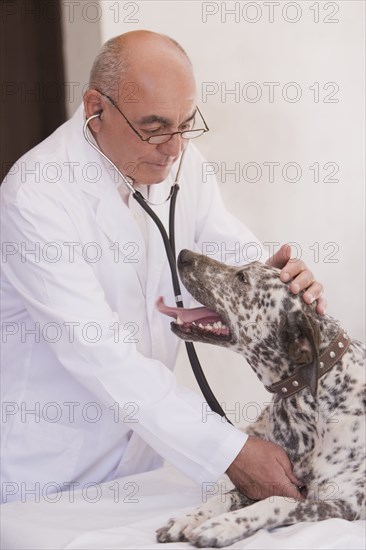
<box><xmin>84</xmin><ymin>113</ymin><xmax>232</xmax><ymax>424</ymax></box>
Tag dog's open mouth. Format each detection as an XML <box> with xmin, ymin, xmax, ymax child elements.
<box><xmin>157</xmin><ymin>297</ymin><xmax>231</xmax><ymax>341</ymax></box>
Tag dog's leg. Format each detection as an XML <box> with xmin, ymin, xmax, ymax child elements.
<box><xmin>186</xmin><ymin>497</ymin><xmax>358</xmax><ymax>548</ymax></box>
<box><xmin>157</xmin><ymin>407</ymin><xmax>270</xmax><ymax>544</ymax></box>
<box><xmin>157</xmin><ymin>403</ymin><xmax>272</xmax><ymax>544</ymax></box>
<box><xmin>156</xmin><ymin>489</ymin><xmax>254</xmax><ymax>543</ymax></box>
<box><xmin>244</xmin><ymin>405</ymin><xmax>270</xmax><ymax>438</ymax></box>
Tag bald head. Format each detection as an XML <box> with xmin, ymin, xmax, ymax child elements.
<box><xmin>84</xmin><ymin>31</ymin><xmax>198</xmax><ymax>185</ymax></box>
<box><xmin>89</xmin><ymin>30</ymin><xmax>193</xmax><ymax>99</ymax></box>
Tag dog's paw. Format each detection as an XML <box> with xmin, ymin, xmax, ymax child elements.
<box><xmin>156</xmin><ymin>518</ymin><xmax>186</xmax><ymax>543</ymax></box>
<box><xmin>156</xmin><ymin>514</ymin><xmax>205</xmax><ymax>543</ymax></box>
<box><xmin>187</xmin><ymin>517</ymin><xmax>248</xmax><ymax>548</ymax></box>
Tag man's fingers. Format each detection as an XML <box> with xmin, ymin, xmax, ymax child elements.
<box><xmin>287</xmin><ymin>470</ymin><xmax>305</xmax><ymax>487</ymax></box>
<box><xmin>266</xmin><ymin>243</ymin><xmax>292</xmax><ymax>269</ymax></box>
<box><xmin>227</xmin><ymin>438</ymin><xmax>306</xmax><ymax>501</ymax></box>
<box><xmin>289</xmin><ymin>270</ymin><xmax>315</xmax><ymax>295</ymax></box>
<box><xmin>278</xmin><ymin>260</ymin><xmax>326</xmax><ymax>314</ymax></box>
<box><xmin>271</xmin><ymin>455</ymin><xmax>304</xmax><ymax>499</ymax></box>
<box><xmin>269</xmin><ymin>246</ymin><xmax>326</xmax><ymax>316</ymax></box>
<box><xmin>302</xmin><ymin>281</ymin><xmax>324</xmax><ymax>303</ymax></box>
<box><xmin>315</xmin><ymin>296</ymin><xmax>327</xmax><ymax>315</ymax></box>
<box><xmin>236</xmin><ymin>479</ymin><xmax>303</xmax><ymax>501</ymax></box>
<box><xmin>284</xmin><ymin>483</ymin><xmax>305</xmax><ymax>500</ymax></box>
<box><xmin>280</xmin><ymin>258</ymin><xmax>307</xmax><ymax>282</ymax></box>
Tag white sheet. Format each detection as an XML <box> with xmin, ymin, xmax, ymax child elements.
<box><xmin>1</xmin><ymin>465</ymin><xmax>365</xmax><ymax>550</ymax></box>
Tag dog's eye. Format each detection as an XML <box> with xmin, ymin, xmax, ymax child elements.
<box><xmin>236</xmin><ymin>271</ymin><xmax>250</xmax><ymax>284</ymax></box>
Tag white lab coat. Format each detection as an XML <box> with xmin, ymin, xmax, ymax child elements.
<box><xmin>0</xmin><ymin>106</ymin><xmax>265</xmax><ymax>503</ymax></box>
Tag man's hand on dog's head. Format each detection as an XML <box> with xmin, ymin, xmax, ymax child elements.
<box><xmin>266</xmin><ymin>243</ymin><xmax>327</xmax><ymax>315</ymax></box>
<box><xmin>226</xmin><ymin>436</ymin><xmax>306</xmax><ymax>501</ymax></box>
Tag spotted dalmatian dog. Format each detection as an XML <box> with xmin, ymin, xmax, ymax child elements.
<box><xmin>156</xmin><ymin>249</ymin><xmax>365</xmax><ymax>548</ymax></box>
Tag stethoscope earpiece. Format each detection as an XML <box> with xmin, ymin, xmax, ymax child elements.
<box><xmin>89</xmin><ymin>112</ymin><xmax>102</xmax><ymax>121</ymax></box>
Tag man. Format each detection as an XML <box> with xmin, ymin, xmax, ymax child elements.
<box><xmin>1</xmin><ymin>31</ymin><xmax>325</xmax><ymax>504</ymax></box>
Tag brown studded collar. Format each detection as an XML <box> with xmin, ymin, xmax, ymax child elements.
<box><xmin>266</xmin><ymin>329</ymin><xmax>351</xmax><ymax>399</ymax></box>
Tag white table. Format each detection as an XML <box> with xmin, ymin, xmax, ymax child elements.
<box><xmin>1</xmin><ymin>465</ymin><xmax>365</xmax><ymax>549</ymax></box>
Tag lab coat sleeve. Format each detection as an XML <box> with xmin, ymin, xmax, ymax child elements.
<box><xmin>1</xmin><ymin>184</ymin><xmax>246</xmax><ymax>485</ymax></box>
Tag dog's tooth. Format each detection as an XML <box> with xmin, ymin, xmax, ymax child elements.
<box><xmin>198</xmin><ymin>323</ymin><xmax>204</xmax><ymax>329</ymax></box>
<box><xmin>213</xmin><ymin>322</ymin><xmax>219</xmax><ymax>329</ymax></box>
<box><xmin>176</xmin><ymin>317</ymin><xmax>183</xmax><ymax>325</ymax></box>
<box><xmin>192</xmin><ymin>321</ymin><xmax>197</xmax><ymax>326</ymax></box>
<box><xmin>217</xmin><ymin>321</ymin><xmax>222</xmax><ymax>328</ymax></box>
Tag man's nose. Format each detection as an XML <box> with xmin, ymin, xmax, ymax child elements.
<box><xmin>157</xmin><ymin>133</ymin><xmax>184</xmax><ymax>157</ymax></box>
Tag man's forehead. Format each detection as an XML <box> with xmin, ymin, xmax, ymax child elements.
<box><xmin>118</xmin><ymin>85</ymin><xmax>196</xmax><ymax>105</ymax></box>
<box><xmin>136</xmin><ymin>108</ymin><xmax>197</xmax><ymax>126</ymax></box>
<box><xmin>118</xmin><ymin>61</ymin><xmax>196</xmax><ymax>103</ymax></box>
<box><xmin>116</xmin><ymin>66</ymin><xmax>197</xmax><ymax>123</ymax></box>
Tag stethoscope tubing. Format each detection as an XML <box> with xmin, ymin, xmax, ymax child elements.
<box><xmin>84</xmin><ymin>114</ymin><xmax>232</xmax><ymax>424</ymax></box>
<box><xmin>133</xmin><ymin>188</ymin><xmax>233</xmax><ymax>424</ymax></box>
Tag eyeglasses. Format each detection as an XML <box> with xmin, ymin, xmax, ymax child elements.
<box><xmin>96</xmin><ymin>90</ymin><xmax>209</xmax><ymax>145</ymax></box>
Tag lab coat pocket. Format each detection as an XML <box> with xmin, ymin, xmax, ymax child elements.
<box><xmin>4</xmin><ymin>419</ymin><xmax>85</xmax><ymax>493</ymax></box>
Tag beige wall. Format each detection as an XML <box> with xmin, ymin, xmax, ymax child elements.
<box><xmin>61</xmin><ymin>0</ymin><xmax>101</xmax><ymax>116</ymax></box>
<box><xmin>62</xmin><ymin>1</ymin><xmax>365</xmax><ymax>426</ymax></box>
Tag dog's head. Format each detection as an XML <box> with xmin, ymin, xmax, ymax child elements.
<box><xmin>158</xmin><ymin>249</ymin><xmax>321</xmax><ymax>394</ymax></box>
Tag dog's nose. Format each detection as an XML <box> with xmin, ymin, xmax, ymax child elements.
<box><xmin>178</xmin><ymin>249</ymin><xmax>194</xmax><ymax>267</ymax></box>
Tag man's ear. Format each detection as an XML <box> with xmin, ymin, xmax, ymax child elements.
<box><xmin>83</xmin><ymin>90</ymin><xmax>103</xmax><ymax>132</ymax></box>
<box><xmin>279</xmin><ymin>310</ymin><xmax>320</xmax><ymax>397</ymax></box>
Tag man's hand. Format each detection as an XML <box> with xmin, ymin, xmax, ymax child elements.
<box><xmin>266</xmin><ymin>243</ymin><xmax>326</xmax><ymax>315</ymax></box>
<box><xmin>226</xmin><ymin>436</ymin><xmax>305</xmax><ymax>501</ymax></box>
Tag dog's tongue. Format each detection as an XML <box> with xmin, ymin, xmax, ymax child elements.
<box><xmin>156</xmin><ymin>296</ymin><xmax>221</xmax><ymax>324</ymax></box>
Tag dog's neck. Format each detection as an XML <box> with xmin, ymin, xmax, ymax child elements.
<box><xmin>244</xmin><ymin>314</ymin><xmax>349</xmax><ymax>394</ymax></box>
<box><xmin>316</xmin><ymin>314</ymin><xmax>343</xmax><ymax>353</ymax></box>
<box><xmin>267</xmin><ymin>326</ymin><xmax>351</xmax><ymax>399</ymax></box>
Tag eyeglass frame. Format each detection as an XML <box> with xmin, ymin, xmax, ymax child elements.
<box><xmin>94</xmin><ymin>89</ymin><xmax>210</xmax><ymax>144</ymax></box>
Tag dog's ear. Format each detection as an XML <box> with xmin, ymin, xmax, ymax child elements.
<box><xmin>279</xmin><ymin>310</ymin><xmax>320</xmax><ymax>397</ymax></box>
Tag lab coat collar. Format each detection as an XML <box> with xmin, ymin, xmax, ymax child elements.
<box><xmin>67</xmin><ymin>104</ymin><xmax>122</xmax><ymax>198</ymax></box>
<box><xmin>67</xmin><ymin>105</ymin><xmax>181</xmax><ymax>313</ymax></box>
<box><xmin>67</xmin><ymin>105</ymin><xmax>148</xmax><ymax>288</ymax></box>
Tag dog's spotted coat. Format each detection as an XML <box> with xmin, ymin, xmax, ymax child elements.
<box><xmin>157</xmin><ymin>250</ymin><xmax>365</xmax><ymax>548</ymax></box>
